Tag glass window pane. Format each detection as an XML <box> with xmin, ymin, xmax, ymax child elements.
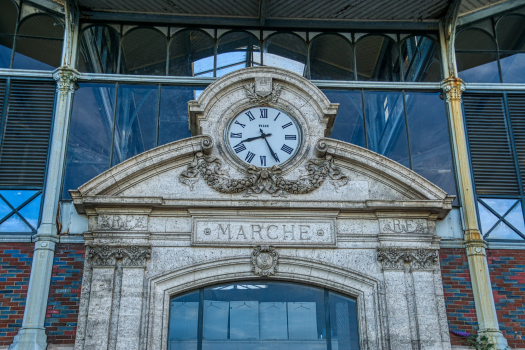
<box><xmin>62</xmin><ymin>83</ymin><xmax>116</xmax><ymax>199</ymax></box>
<box><xmin>0</xmin><ymin>35</ymin><xmax>14</xmax><ymax>68</ymax></box>
<box><xmin>365</xmin><ymin>91</ymin><xmax>410</xmax><ymax>167</ymax></box>
<box><xmin>496</xmin><ymin>15</ymin><xmax>525</xmax><ymax>51</ymax></box>
<box><xmin>480</xmin><ymin>198</ymin><xmax>517</xmax><ymax>216</ymax></box>
<box><xmin>356</xmin><ymin>35</ymin><xmax>400</xmax><ymax>81</ymax></box>
<box><xmin>322</xmin><ymin>90</ymin><xmax>365</xmax><ymax>147</ymax></box>
<box><xmin>401</xmin><ymin>36</ymin><xmax>441</xmax><ymax>82</ymax></box>
<box><xmin>329</xmin><ymin>292</ymin><xmax>359</xmax><ymax>350</ymax></box>
<box><xmin>405</xmin><ymin>92</ymin><xmax>457</xmax><ymax>199</ymax></box>
<box><xmin>478</xmin><ymin>201</ymin><xmax>499</xmax><ymax>233</ymax></box>
<box><xmin>169</xmin><ymin>30</ymin><xmax>214</xmax><ymax>77</ymax></box>
<box><xmin>505</xmin><ymin>202</ymin><xmax>525</xmax><ymax>234</ymax></box>
<box><xmin>0</xmin><ymin>213</ymin><xmax>32</xmax><ymax>232</ymax></box>
<box><xmin>310</xmin><ymin>34</ymin><xmax>353</xmax><ymax>81</ymax></box>
<box><xmin>112</xmin><ymin>85</ymin><xmax>159</xmax><ymax>166</ymax></box>
<box><xmin>487</xmin><ymin>221</ymin><xmax>524</xmax><ymax>240</ymax></box>
<box><xmin>78</xmin><ymin>26</ymin><xmax>120</xmax><ymax>74</ymax></box>
<box><xmin>121</xmin><ymin>28</ymin><xmax>167</xmax><ymax>75</ymax></box>
<box><xmin>0</xmin><ymin>198</ymin><xmax>12</xmax><ymax>221</ymax></box>
<box><xmin>217</xmin><ymin>31</ymin><xmax>261</xmax><ymax>77</ymax></box>
<box><xmin>455</xmin><ymin>29</ymin><xmax>496</xmax><ymax>51</ymax></box>
<box><xmin>0</xmin><ymin>0</ymin><xmax>18</xmax><ymax>35</ymax></box>
<box><xmin>18</xmin><ymin>193</ymin><xmax>41</xmax><ymax>229</ymax></box>
<box><xmin>17</xmin><ymin>14</ymin><xmax>63</xmax><ymax>39</ymax></box>
<box><xmin>0</xmin><ymin>190</ymin><xmax>37</xmax><ymax>209</ymax></box>
<box><xmin>158</xmin><ymin>86</ymin><xmax>200</xmax><ymax>146</ymax></box>
<box><xmin>263</xmin><ymin>33</ymin><xmax>307</xmax><ymax>76</ymax></box>
<box><xmin>169</xmin><ymin>290</ymin><xmax>199</xmax><ymax>350</ymax></box>
<box><xmin>500</xmin><ymin>53</ymin><xmax>525</xmax><ymax>83</ymax></box>
<box><xmin>13</xmin><ymin>37</ymin><xmax>63</xmax><ymax>70</ymax></box>
<box><xmin>456</xmin><ymin>52</ymin><xmax>500</xmax><ymax>83</ymax></box>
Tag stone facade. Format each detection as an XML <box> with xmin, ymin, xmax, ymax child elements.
<box><xmin>69</xmin><ymin>67</ymin><xmax>455</xmax><ymax>350</ymax></box>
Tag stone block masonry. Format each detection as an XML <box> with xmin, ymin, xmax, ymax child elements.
<box><xmin>440</xmin><ymin>248</ymin><xmax>478</xmax><ymax>346</ymax></box>
<box><xmin>45</xmin><ymin>244</ymin><xmax>85</xmax><ymax>345</ymax></box>
<box><xmin>0</xmin><ymin>243</ymin><xmax>34</xmax><ymax>346</ymax></box>
<box><xmin>487</xmin><ymin>249</ymin><xmax>525</xmax><ymax>348</ymax></box>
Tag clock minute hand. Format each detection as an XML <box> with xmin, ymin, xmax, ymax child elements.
<box><xmin>240</xmin><ymin>134</ymin><xmax>272</xmax><ymax>143</ymax></box>
<box><xmin>262</xmin><ymin>135</ymin><xmax>280</xmax><ymax>163</ymax></box>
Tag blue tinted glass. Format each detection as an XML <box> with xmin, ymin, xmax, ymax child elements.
<box><xmin>322</xmin><ymin>90</ymin><xmax>365</xmax><ymax>147</ymax></box>
<box><xmin>0</xmin><ymin>190</ymin><xmax>37</xmax><ymax>209</ymax></box>
<box><xmin>401</xmin><ymin>36</ymin><xmax>441</xmax><ymax>82</ymax></box>
<box><xmin>357</xmin><ymin>35</ymin><xmax>400</xmax><ymax>81</ymax></box>
<box><xmin>112</xmin><ymin>85</ymin><xmax>159</xmax><ymax>166</ymax></box>
<box><xmin>481</xmin><ymin>198</ymin><xmax>517</xmax><ymax>216</ymax></box>
<box><xmin>78</xmin><ymin>26</ymin><xmax>120</xmax><ymax>74</ymax></box>
<box><xmin>365</xmin><ymin>91</ymin><xmax>410</xmax><ymax>167</ymax></box>
<box><xmin>505</xmin><ymin>202</ymin><xmax>525</xmax><ymax>234</ymax></box>
<box><xmin>0</xmin><ymin>213</ymin><xmax>32</xmax><ymax>232</ymax></box>
<box><xmin>18</xmin><ymin>194</ymin><xmax>41</xmax><ymax>229</ymax></box>
<box><xmin>169</xmin><ymin>30</ymin><xmax>214</xmax><ymax>77</ymax></box>
<box><xmin>487</xmin><ymin>221</ymin><xmax>524</xmax><ymax>240</ymax></box>
<box><xmin>13</xmin><ymin>38</ymin><xmax>62</xmax><ymax>70</ymax></box>
<box><xmin>169</xmin><ymin>291</ymin><xmax>199</xmax><ymax>345</ymax></box>
<box><xmin>405</xmin><ymin>92</ymin><xmax>457</xmax><ymax>200</ymax></box>
<box><xmin>457</xmin><ymin>52</ymin><xmax>500</xmax><ymax>83</ymax></box>
<box><xmin>0</xmin><ymin>198</ymin><xmax>12</xmax><ymax>220</ymax></box>
<box><xmin>62</xmin><ymin>83</ymin><xmax>116</xmax><ymax>199</ymax></box>
<box><xmin>478</xmin><ymin>201</ymin><xmax>499</xmax><ymax>234</ymax></box>
<box><xmin>0</xmin><ymin>35</ymin><xmax>13</xmax><ymax>68</ymax></box>
<box><xmin>263</xmin><ymin>33</ymin><xmax>306</xmax><ymax>76</ymax></box>
<box><xmin>329</xmin><ymin>291</ymin><xmax>359</xmax><ymax>350</ymax></box>
<box><xmin>217</xmin><ymin>31</ymin><xmax>261</xmax><ymax>77</ymax></box>
<box><xmin>158</xmin><ymin>86</ymin><xmax>196</xmax><ymax>146</ymax></box>
<box><xmin>500</xmin><ymin>53</ymin><xmax>525</xmax><ymax>83</ymax></box>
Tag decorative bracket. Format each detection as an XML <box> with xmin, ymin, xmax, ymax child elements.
<box><xmin>53</xmin><ymin>67</ymin><xmax>80</xmax><ymax>93</ymax></box>
<box><xmin>251</xmin><ymin>245</ymin><xmax>278</xmax><ymax>276</ymax></box>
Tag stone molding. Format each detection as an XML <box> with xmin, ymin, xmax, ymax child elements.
<box><xmin>377</xmin><ymin>248</ymin><xmax>439</xmax><ymax>270</ymax></box>
<box><xmin>86</xmin><ymin>245</ymin><xmax>151</xmax><ymax>267</ymax></box>
<box><xmin>440</xmin><ymin>77</ymin><xmax>466</xmax><ymax>102</ymax></box>
<box><xmin>251</xmin><ymin>245</ymin><xmax>278</xmax><ymax>276</ymax></box>
<box><xmin>243</xmin><ymin>77</ymin><xmax>283</xmax><ymax>104</ymax></box>
<box><xmin>52</xmin><ymin>67</ymin><xmax>80</xmax><ymax>93</ymax></box>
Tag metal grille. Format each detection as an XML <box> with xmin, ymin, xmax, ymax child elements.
<box><xmin>464</xmin><ymin>94</ymin><xmax>520</xmax><ymax>195</ymax></box>
<box><xmin>508</xmin><ymin>94</ymin><xmax>525</xmax><ymax>192</ymax></box>
<box><xmin>0</xmin><ymin>81</ymin><xmax>55</xmax><ymax>187</ymax></box>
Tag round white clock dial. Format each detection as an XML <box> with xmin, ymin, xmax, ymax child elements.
<box><xmin>226</xmin><ymin>107</ymin><xmax>301</xmax><ymax>168</ymax></box>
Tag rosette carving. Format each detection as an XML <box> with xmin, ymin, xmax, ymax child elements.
<box><xmin>251</xmin><ymin>245</ymin><xmax>278</xmax><ymax>276</ymax></box>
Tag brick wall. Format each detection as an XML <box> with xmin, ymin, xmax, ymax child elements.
<box><xmin>45</xmin><ymin>243</ymin><xmax>85</xmax><ymax>345</ymax></box>
<box><xmin>487</xmin><ymin>249</ymin><xmax>525</xmax><ymax>348</ymax></box>
<box><xmin>440</xmin><ymin>248</ymin><xmax>478</xmax><ymax>346</ymax></box>
<box><xmin>0</xmin><ymin>243</ymin><xmax>34</xmax><ymax>346</ymax></box>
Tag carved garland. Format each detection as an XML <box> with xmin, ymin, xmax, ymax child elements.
<box><xmin>179</xmin><ymin>151</ymin><xmax>348</xmax><ymax>197</ymax></box>
<box><xmin>377</xmin><ymin>248</ymin><xmax>438</xmax><ymax>270</ymax></box>
<box><xmin>87</xmin><ymin>245</ymin><xmax>151</xmax><ymax>267</ymax></box>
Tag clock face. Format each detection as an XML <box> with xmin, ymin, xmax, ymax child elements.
<box><xmin>226</xmin><ymin>107</ymin><xmax>301</xmax><ymax>168</ymax></box>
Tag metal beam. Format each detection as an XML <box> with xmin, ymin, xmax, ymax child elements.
<box><xmin>80</xmin><ymin>11</ymin><xmax>440</xmax><ymax>31</ymax></box>
<box><xmin>259</xmin><ymin>0</ymin><xmax>267</xmax><ymax>27</ymax></box>
<box><xmin>458</xmin><ymin>0</ymin><xmax>525</xmax><ymax>26</ymax></box>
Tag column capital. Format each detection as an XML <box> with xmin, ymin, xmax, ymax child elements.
<box><xmin>87</xmin><ymin>245</ymin><xmax>152</xmax><ymax>267</ymax></box>
<box><xmin>440</xmin><ymin>77</ymin><xmax>466</xmax><ymax>102</ymax></box>
<box><xmin>377</xmin><ymin>248</ymin><xmax>439</xmax><ymax>270</ymax></box>
<box><xmin>52</xmin><ymin>66</ymin><xmax>80</xmax><ymax>93</ymax></box>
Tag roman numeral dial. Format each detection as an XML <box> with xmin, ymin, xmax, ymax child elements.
<box><xmin>226</xmin><ymin>107</ymin><xmax>301</xmax><ymax>168</ymax></box>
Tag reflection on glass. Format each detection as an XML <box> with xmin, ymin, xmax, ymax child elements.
<box><xmin>158</xmin><ymin>86</ymin><xmax>195</xmax><ymax>146</ymax></box>
<box><xmin>322</xmin><ymin>90</ymin><xmax>365</xmax><ymax>147</ymax></box>
<box><xmin>217</xmin><ymin>31</ymin><xmax>261</xmax><ymax>77</ymax></box>
<box><xmin>288</xmin><ymin>302</ymin><xmax>318</xmax><ymax>339</ymax></box>
<box><xmin>0</xmin><ymin>198</ymin><xmax>11</xmax><ymax>220</ymax></box>
<box><xmin>456</xmin><ymin>52</ymin><xmax>500</xmax><ymax>83</ymax></box>
<box><xmin>78</xmin><ymin>26</ymin><xmax>120</xmax><ymax>74</ymax></box>
<box><xmin>488</xmin><ymin>221</ymin><xmax>523</xmax><ymax>240</ymax></box>
<box><xmin>0</xmin><ymin>190</ymin><xmax>37</xmax><ymax>209</ymax></box>
<box><xmin>310</xmin><ymin>34</ymin><xmax>353</xmax><ymax>80</ymax></box>
<box><xmin>259</xmin><ymin>302</ymin><xmax>287</xmax><ymax>339</ymax></box>
<box><xmin>203</xmin><ymin>301</ymin><xmax>229</xmax><ymax>339</ymax></box>
<box><xmin>500</xmin><ymin>53</ymin><xmax>525</xmax><ymax>83</ymax></box>
<box><xmin>329</xmin><ymin>292</ymin><xmax>359</xmax><ymax>350</ymax></box>
<box><xmin>169</xmin><ymin>291</ymin><xmax>198</xmax><ymax>350</ymax></box>
<box><xmin>230</xmin><ymin>301</ymin><xmax>259</xmax><ymax>339</ymax></box>
<box><xmin>18</xmin><ymin>194</ymin><xmax>41</xmax><ymax>229</ymax></box>
<box><xmin>478</xmin><ymin>201</ymin><xmax>500</xmax><ymax>234</ymax></box>
<box><xmin>365</xmin><ymin>91</ymin><xmax>410</xmax><ymax>167</ymax></box>
<box><xmin>481</xmin><ymin>198</ymin><xmax>517</xmax><ymax>216</ymax></box>
<box><xmin>401</xmin><ymin>36</ymin><xmax>441</xmax><ymax>82</ymax></box>
<box><xmin>121</xmin><ymin>28</ymin><xmax>167</xmax><ymax>75</ymax></box>
<box><xmin>0</xmin><ymin>189</ymin><xmax>41</xmax><ymax>232</ymax></box>
<box><xmin>169</xmin><ymin>30</ymin><xmax>214</xmax><ymax>77</ymax></box>
<box><xmin>112</xmin><ymin>85</ymin><xmax>159</xmax><ymax>166</ymax></box>
<box><xmin>505</xmin><ymin>202</ymin><xmax>525</xmax><ymax>234</ymax></box>
<box><xmin>356</xmin><ymin>35</ymin><xmax>400</xmax><ymax>81</ymax></box>
<box><xmin>263</xmin><ymin>33</ymin><xmax>306</xmax><ymax>76</ymax></box>
<box><xmin>0</xmin><ymin>214</ymin><xmax>31</xmax><ymax>233</ymax></box>
<box><xmin>62</xmin><ymin>84</ymin><xmax>116</xmax><ymax>199</ymax></box>
<box><xmin>405</xmin><ymin>92</ymin><xmax>457</xmax><ymax>200</ymax></box>
<box><xmin>12</xmin><ymin>14</ymin><xmax>64</xmax><ymax>71</ymax></box>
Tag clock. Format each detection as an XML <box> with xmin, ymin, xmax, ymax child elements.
<box><xmin>225</xmin><ymin>107</ymin><xmax>301</xmax><ymax>168</ymax></box>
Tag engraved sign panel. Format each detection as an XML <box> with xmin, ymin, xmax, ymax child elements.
<box><xmin>192</xmin><ymin>217</ymin><xmax>336</xmax><ymax>247</ymax></box>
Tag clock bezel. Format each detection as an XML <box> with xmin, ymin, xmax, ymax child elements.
<box><xmin>223</xmin><ymin>105</ymin><xmax>303</xmax><ymax>169</ymax></box>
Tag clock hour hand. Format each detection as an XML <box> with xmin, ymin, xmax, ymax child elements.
<box><xmin>240</xmin><ymin>134</ymin><xmax>272</xmax><ymax>143</ymax></box>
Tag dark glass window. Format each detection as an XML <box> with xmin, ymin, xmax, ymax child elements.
<box><xmin>168</xmin><ymin>281</ymin><xmax>359</xmax><ymax>350</ymax></box>
<box><xmin>263</xmin><ymin>33</ymin><xmax>307</xmax><ymax>76</ymax></box>
<box><xmin>310</xmin><ymin>34</ymin><xmax>353</xmax><ymax>81</ymax></box>
<box><xmin>121</xmin><ymin>28</ymin><xmax>167</xmax><ymax>75</ymax></box>
<box><xmin>217</xmin><ymin>31</ymin><xmax>261</xmax><ymax>77</ymax></box>
<box><xmin>0</xmin><ymin>0</ymin><xmax>17</xmax><ymax>68</ymax></box>
<box><xmin>62</xmin><ymin>83</ymin><xmax>116</xmax><ymax>199</ymax></box>
<box><xmin>158</xmin><ymin>86</ymin><xmax>198</xmax><ymax>146</ymax></box>
<box><xmin>455</xmin><ymin>29</ymin><xmax>499</xmax><ymax>83</ymax></box>
<box><xmin>356</xmin><ymin>35</ymin><xmax>400</xmax><ymax>81</ymax></box>
<box><xmin>496</xmin><ymin>14</ymin><xmax>525</xmax><ymax>84</ymax></box>
<box><xmin>78</xmin><ymin>26</ymin><xmax>120</xmax><ymax>74</ymax></box>
<box><xmin>169</xmin><ymin>29</ymin><xmax>214</xmax><ymax>77</ymax></box>
<box><xmin>401</xmin><ymin>36</ymin><xmax>441</xmax><ymax>82</ymax></box>
<box><xmin>13</xmin><ymin>14</ymin><xmax>64</xmax><ymax>70</ymax></box>
<box><xmin>322</xmin><ymin>90</ymin><xmax>365</xmax><ymax>147</ymax></box>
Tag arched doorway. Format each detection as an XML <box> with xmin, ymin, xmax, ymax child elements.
<box><xmin>168</xmin><ymin>281</ymin><xmax>359</xmax><ymax>350</ymax></box>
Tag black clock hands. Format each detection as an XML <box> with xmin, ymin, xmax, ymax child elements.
<box><xmin>240</xmin><ymin>134</ymin><xmax>272</xmax><ymax>143</ymax></box>
<box><xmin>260</xmin><ymin>128</ymin><xmax>280</xmax><ymax>163</ymax></box>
